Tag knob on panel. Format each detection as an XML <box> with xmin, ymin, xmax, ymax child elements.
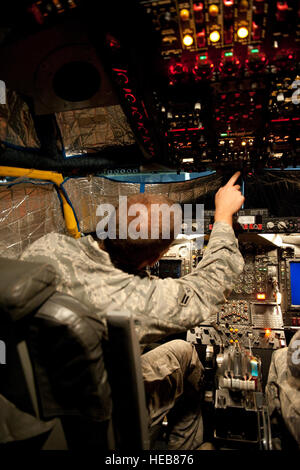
<box><xmin>277</xmin><ymin>221</ymin><xmax>287</xmax><ymax>230</ymax></box>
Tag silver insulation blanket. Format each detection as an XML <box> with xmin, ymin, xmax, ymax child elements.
<box><xmin>0</xmin><ymin>90</ymin><xmax>40</xmax><ymax>149</ymax></box>
<box><xmin>63</xmin><ymin>177</ymin><xmax>141</xmax><ymax>233</ymax></box>
<box><xmin>0</xmin><ymin>183</ymin><xmax>66</xmax><ymax>259</ymax></box>
<box><xmin>63</xmin><ymin>173</ymin><xmax>222</xmax><ymax>233</ymax></box>
<box><xmin>56</xmin><ymin>105</ymin><xmax>135</xmax><ymax>156</ymax></box>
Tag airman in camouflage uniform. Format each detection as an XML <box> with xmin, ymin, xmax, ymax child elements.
<box><xmin>266</xmin><ymin>329</ymin><xmax>300</xmax><ymax>449</ymax></box>
<box><xmin>20</xmin><ymin>221</ymin><xmax>243</xmax><ymax>344</ymax></box>
<box><xmin>20</xmin><ymin>172</ymin><xmax>245</xmax><ymax>449</ymax></box>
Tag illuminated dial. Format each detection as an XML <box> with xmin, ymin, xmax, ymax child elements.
<box><xmin>178</xmin><ymin>246</ymin><xmax>189</xmax><ymax>258</ymax></box>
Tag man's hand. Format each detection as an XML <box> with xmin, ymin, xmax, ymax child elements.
<box><xmin>214</xmin><ymin>171</ymin><xmax>245</xmax><ymax>226</ymax></box>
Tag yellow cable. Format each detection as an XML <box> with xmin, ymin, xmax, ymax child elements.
<box><xmin>0</xmin><ymin>166</ymin><xmax>81</xmax><ymax>238</ymax></box>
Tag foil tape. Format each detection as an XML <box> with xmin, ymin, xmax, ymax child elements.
<box><xmin>56</xmin><ymin>105</ymin><xmax>135</xmax><ymax>156</ymax></box>
<box><xmin>0</xmin><ymin>183</ymin><xmax>66</xmax><ymax>259</ymax></box>
<box><xmin>0</xmin><ymin>90</ymin><xmax>40</xmax><ymax>149</ymax></box>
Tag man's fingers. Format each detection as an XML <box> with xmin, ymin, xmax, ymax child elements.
<box><xmin>233</xmin><ymin>185</ymin><xmax>241</xmax><ymax>191</ymax></box>
<box><xmin>226</xmin><ymin>171</ymin><xmax>241</xmax><ymax>187</ymax></box>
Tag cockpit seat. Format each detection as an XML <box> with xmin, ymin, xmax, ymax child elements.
<box><xmin>0</xmin><ymin>256</ymin><xmax>112</xmax><ymax>449</ymax></box>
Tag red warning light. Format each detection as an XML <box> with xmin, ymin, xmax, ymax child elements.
<box><xmin>169</xmin><ymin>63</ymin><xmax>183</xmax><ymax>75</ymax></box>
<box><xmin>265</xmin><ymin>328</ymin><xmax>271</xmax><ymax>337</ymax></box>
<box><xmin>277</xmin><ymin>1</ymin><xmax>289</xmax><ymax>11</ymax></box>
<box><xmin>106</xmin><ymin>34</ymin><xmax>120</xmax><ymax>50</ymax></box>
<box><xmin>193</xmin><ymin>2</ymin><xmax>204</xmax><ymax>11</ymax></box>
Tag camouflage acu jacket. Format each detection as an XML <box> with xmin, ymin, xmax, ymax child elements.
<box><xmin>20</xmin><ymin>221</ymin><xmax>244</xmax><ymax>344</ymax></box>
<box><xmin>266</xmin><ymin>330</ymin><xmax>300</xmax><ymax>448</ymax></box>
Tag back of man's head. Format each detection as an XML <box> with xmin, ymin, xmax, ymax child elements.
<box><xmin>102</xmin><ymin>193</ymin><xmax>181</xmax><ymax>273</ymax></box>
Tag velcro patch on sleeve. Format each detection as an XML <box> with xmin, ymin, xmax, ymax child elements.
<box><xmin>178</xmin><ymin>285</ymin><xmax>194</xmax><ymax>307</ymax></box>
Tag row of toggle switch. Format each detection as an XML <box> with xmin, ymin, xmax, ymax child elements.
<box><xmin>219</xmin><ymin>300</ymin><xmax>250</xmax><ymax>325</ymax></box>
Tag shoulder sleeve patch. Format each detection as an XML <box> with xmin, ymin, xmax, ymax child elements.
<box><xmin>178</xmin><ymin>284</ymin><xmax>194</xmax><ymax>307</ymax></box>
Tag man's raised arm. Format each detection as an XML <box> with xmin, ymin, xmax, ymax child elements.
<box><xmin>138</xmin><ymin>173</ymin><xmax>245</xmax><ymax>343</ymax></box>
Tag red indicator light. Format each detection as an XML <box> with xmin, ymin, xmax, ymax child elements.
<box><xmin>277</xmin><ymin>1</ymin><xmax>289</xmax><ymax>11</ymax></box>
<box><xmin>257</xmin><ymin>293</ymin><xmax>266</xmax><ymax>300</ymax></box>
<box><xmin>193</xmin><ymin>2</ymin><xmax>204</xmax><ymax>11</ymax></box>
<box><xmin>265</xmin><ymin>328</ymin><xmax>271</xmax><ymax>337</ymax></box>
<box><xmin>196</xmin><ymin>30</ymin><xmax>206</xmax><ymax>48</ymax></box>
<box><xmin>169</xmin><ymin>63</ymin><xmax>187</xmax><ymax>76</ymax></box>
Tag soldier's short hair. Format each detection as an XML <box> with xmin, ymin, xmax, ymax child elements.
<box><xmin>103</xmin><ymin>193</ymin><xmax>180</xmax><ymax>272</ymax></box>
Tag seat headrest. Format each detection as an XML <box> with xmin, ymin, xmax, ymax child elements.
<box><xmin>0</xmin><ymin>257</ymin><xmax>57</xmax><ymax>322</ymax></box>
<box><xmin>287</xmin><ymin>330</ymin><xmax>300</xmax><ymax>381</ymax></box>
